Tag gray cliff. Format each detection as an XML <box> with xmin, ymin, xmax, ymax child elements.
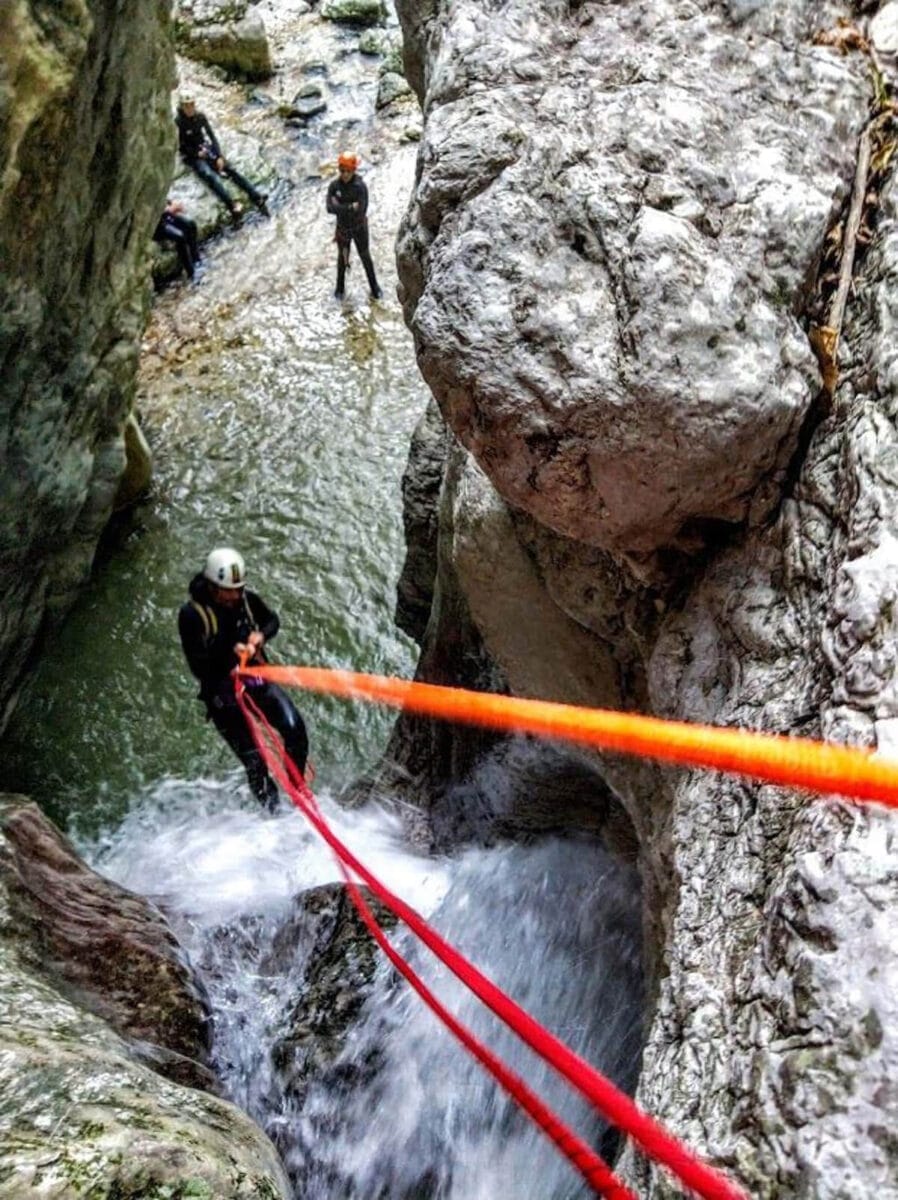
<box><xmin>0</xmin><ymin>0</ymin><xmax>172</xmax><ymax>731</ymax></box>
<box><xmin>392</xmin><ymin>0</ymin><xmax>898</xmax><ymax>1194</ymax></box>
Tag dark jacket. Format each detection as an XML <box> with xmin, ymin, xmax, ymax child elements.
<box><xmin>178</xmin><ymin>574</ymin><xmax>278</xmax><ymax>702</ymax></box>
<box><xmin>326</xmin><ymin>175</ymin><xmax>369</xmax><ymax>232</ymax></box>
<box><xmin>176</xmin><ymin>109</ymin><xmax>221</xmax><ymax>163</ymax></box>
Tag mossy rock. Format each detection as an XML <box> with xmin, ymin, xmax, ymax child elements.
<box><xmin>320</xmin><ymin>0</ymin><xmax>387</xmax><ymax>28</ymax></box>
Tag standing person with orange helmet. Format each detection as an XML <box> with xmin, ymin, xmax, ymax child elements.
<box><xmin>326</xmin><ymin>151</ymin><xmax>382</xmax><ymax>301</ymax></box>
<box><xmin>178</xmin><ymin>548</ymin><xmax>309</xmax><ymax>812</ymax></box>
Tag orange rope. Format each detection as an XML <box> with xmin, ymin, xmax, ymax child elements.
<box><xmin>237</xmin><ymin>665</ymin><xmax>898</xmax><ymax>807</ymax></box>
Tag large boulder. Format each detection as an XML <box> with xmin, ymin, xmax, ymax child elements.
<box><xmin>0</xmin><ymin>796</ymin><xmax>290</xmax><ymax>1197</ymax></box>
<box><xmin>0</xmin><ymin>798</ymin><xmax>212</xmax><ymax>1078</ymax></box>
<box><xmin>174</xmin><ymin>1</ymin><xmax>274</xmax><ymax>80</ymax></box>
<box><xmin>321</xmin><ymin>0</ymin><xmax>387</xmax><ymax>28</ymax></box>
<box><xmin>396</xmin><ymin>0</ymin><xmax>867</xmax><ymax>578</ymax></box>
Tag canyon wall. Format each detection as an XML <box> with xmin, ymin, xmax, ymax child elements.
<box><xmin>392</xmin><ymin>0</ymin><xmax>898</xmax><ymax>1193</ymax></box>
<box><xmin>0</xmin><ymin>0</ymin><xmax>173</xmax><ymax>729</ymax></box>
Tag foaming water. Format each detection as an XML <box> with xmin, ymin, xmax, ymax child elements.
<box><xmin>291</xmin><ymin>837</ymin><xmax>643</xmax><ymax>1200</ymax></box>
<box><xmin>85</xmin><ymin>776</ymin><xmax>448</xmax><ymax>1121</ymax></box>
<box><xmin>85</xmin><ymin>791</ymin><xmax>642</xmax><ymax>1200</ymax></box>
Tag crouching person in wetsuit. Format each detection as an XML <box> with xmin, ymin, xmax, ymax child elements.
<box><xmin>178</xmin><ymin>548</ymin><xmax>308</xmax><ymax>811</ymax></box>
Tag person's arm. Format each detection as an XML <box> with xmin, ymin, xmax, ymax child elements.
<box><xmin>326</xmin><ymin>180</ymin><xmax>349</xmax><ymax>217</ymax></box>
<box><xmin>250</xmin><ymin>592</ymin><xmax>280</xmax><ymax>641</ymax></box>
<box><xmin>201</xmin><ymin>115</ymin><xmax>222</xmax><ymax>161</ymax></box>
<box><xmin>178</xmin><ymin>604</ymin><xmax>211</xmax><ymax>680</ymax></box>
<box><xmin>355</xmin><ymin>179</ymin><xmax>369</xmax><ymax>219</ymax></box>
<box><xmin>176</xmin><ymin>113</ymin><xmax>189</xmax><ymax>159</ymax></box>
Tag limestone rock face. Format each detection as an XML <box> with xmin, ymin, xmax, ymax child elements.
<box><xmin>396</xmin><ymin>0</ymin><xmax>867</xmax><ymax>576</ymax></box>
<box><xmin>0</xmin><ymin>0</ymin><xmax>174</xmax><ymax>732</ymax></box>
<box><xmin>0</xmin><ymin>796</ymin><xmax>290</xmax><ymax>1197</ymax></box>
<box><xmin>393</xmin><ymin>0</ymin><xmax>898</xmax><ymax>1195</ymax></box>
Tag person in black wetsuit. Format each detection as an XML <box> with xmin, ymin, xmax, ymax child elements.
<box><xmin>175</xmin><ymin>95</ymin><xmax>269</xmax><ymax>223</ymax></box>
<box><xmin>325</xmin><ymin>151</ymin><xmax>382</xmax><ymax>300</ymax></box>
<box><xmin>153</xmin><ymin>200</ymin><xmax>201</xmax><ymax>281</ymax></box>
<box><xmin>178</xmin><ymin>547</ymin><xmax>308</xmax><ymax>811</ymax></box>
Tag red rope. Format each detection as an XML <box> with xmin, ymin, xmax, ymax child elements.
<box><xmin>235</xmin><ymin>678</ymin><xmax>747</xmax><ymax>1200</ymax></box>
<box><xmin>238</xmin><ymin>684</ymin><xmax>634</xmax><ymax>1200</ymax></box>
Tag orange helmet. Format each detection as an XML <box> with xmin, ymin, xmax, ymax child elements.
<box><xmin>337</xmin><ymin>152</ymin><xmax>359</xmax><ymax>171</ymax></box>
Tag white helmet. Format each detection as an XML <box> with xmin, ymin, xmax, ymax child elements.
<box><xmin>204</xmin><ymin>547</ymin><xmax>246</xmax><ymax>589</ymax></box>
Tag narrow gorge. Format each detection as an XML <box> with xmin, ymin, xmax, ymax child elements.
<box><xmin>2</xmin><ymin>1</ymin><xmax>897</xmax><ymax>1198</ymax></box>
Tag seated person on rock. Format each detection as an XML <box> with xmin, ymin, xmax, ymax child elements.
<box><xmin>153</xmin><ymin>199</ymin><xmax>201</xmax><ymax>282</ymax></box>
<box><xmin>175</xmin><ymin>94</ymin><xmax>269</xmax><ymax>224</ymax></box>
<box><xmin>178</xmin><ymin>548</ymin><xmax>309</xmax><ymax>812</ymax></box>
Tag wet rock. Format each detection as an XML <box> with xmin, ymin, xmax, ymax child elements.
<box><xmin>0</xmin><ymin>0</ymin><xmax>174</xmax><ymax>733</ymax></box>
<box><xmin>175</xmin><ymin>3</ymin><xmax>274</xmax><ymax>80</ymax></box>
<box><xmin>321</xmin><ymin>0</ymin><xmax>387</xmax><ymax>27</ymax></box>
<box><xmin>0</xmin><ymin>795</ymin><xmax>290</xmax><ymax>1197</ymax></box>
<box><xmin>268</xmin><ymin>883</ymin><xmax>397</xmax><ymax>1110</ymax></box>
<box><xmin>376</xmin><ymin>70</ymin><xmax>413</xmax><ymax>110</ymax></box>
<box><xmin>0</xmin><ymin>797</ymin><xmax>212</xmax><ymax>1069</ymax></box>
<box><xmin>395</xmin><ymin>397</ymin><xmax>450</xmax><ymax>644</ymax></box>
<box><xmin>279</xmin><ymin>84</ymin><xmax>329</xmax><ymax>120</ymax></box>
<box><xmin>114</xmin><ymin>413</ymin><xmax>153</xmax><ymax>510</ymax></box>
<box><xmin>395</xmin><ymin>0</ymin><xmax>867</xmax><ymax>573</ymax></box>
<box><xmin>392</xmin><ymin>1</ymin><xmax>898</xmax><ymax>1194</ymax></box>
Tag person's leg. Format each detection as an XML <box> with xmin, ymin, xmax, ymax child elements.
<box><xmin>221</xmin><ymin>164</ymin><xmax>267</xmax><ymax>211</ymax></box>
<box><xmin>353</xmin><ymin>226</ymin><xmax>381</xmax><ymax>298</ymax></box>
<box><xmin>173</xmin><ymin>213</ymin><xmax>201</xmax><ymax>266</ymax></box>
<box><xmin>335</xmin><ymin>238</ymin><xmax>349</xmax><ymax>298</ymax></box>
<box><xmin>173</xmin><ymin>232</ymin><xmax>195</xmax><ymax>279</ymax></box>
<box><xmin>209</xmin><ymin>702</ymin><xmax>278</xmax><ymax>808</ymax></box>
<box><xmin>190</xmin><ymin>158</ymin><xmax>237</xmax><ymax>211</ymax></box>
<box><xmin>254</xmin><ymin>683</ymin><xmax>309</xmax><ymax>778</ymax></box>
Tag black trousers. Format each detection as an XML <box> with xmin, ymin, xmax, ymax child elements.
<box><xmin>336</xmin><ymin>224</ymin><xmax>380</xmax><ymax>297</ymax></box>
<box><xmin>208</xmin><ymin>682</ymin><xmax>308</xmax><ymax>809</ymax></box>
<box><xmin>154</xmin><ymin>213</ymin><xmax>200</xmax><ymax>278</ymax></box>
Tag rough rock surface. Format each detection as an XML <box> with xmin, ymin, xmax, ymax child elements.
<box><xmin>0</xmin><ymin>0</ymin><xmax>174</xmax><ymax>733</ymax></box>
<box><xmin>396</xmin><ymin>0</ymin><xmax>866</xmax><ymax>577</ymax></box>
<box><xmin>0</xmin><ymin>795</ymin><xmax>290</xmax><ymax>1197</ymax></box>
<box><xmin>1</xmin><ymin>797</ymin><xmax>213</xmax><ymax>1081</ymax></box>
<box><xmin>174</xmin><ymin>0</ymin><xmax>274</xmax><ymax>79</ymax></box>
<box><xmin>321</xmin><ymin>0</ymin><xmax>387</xmax><ymax>27</ymax></box>
<box><xmin>393</xmin><ymin>0</ymin><xmax>898</xmax><ymax>1195</ymax></box>
<box><xmin>269</xmin><ymin>883</ymin><xmax>397</xmax><ymax>1109</ymax></box>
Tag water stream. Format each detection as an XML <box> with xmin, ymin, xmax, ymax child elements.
<box><xmin>87</xmin><ymin>782</ymin><xmax>642</xmax><ymax>1200</ymax></box>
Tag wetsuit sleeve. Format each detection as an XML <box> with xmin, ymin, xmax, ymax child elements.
<box><xmin>179</xmin><ymin>603</ymin><xmax>211</xmax><ymax>681</ymax></box>
<box><xmin>201</xmin><ymin>115</ymin><xmax>221</xmax><ymax>159</ymax></box>
<box><xmin>326</xmin><ymin>180</ymin><xmax>349</xmax><ymax>217</ymax></box>
<box><xmin>176</xmin><ymin>113</ymin><xmax>189</xmax><ymax>158</ymax></box>
<box><xmin>356</xmin><ymin>179</ymin><xmax>369</xmax><ymax>218</ymax></box>
<box><xmin>247</xmin><ymin>592</ymin><xmax>280</xmax><ymax>642</ymax></box>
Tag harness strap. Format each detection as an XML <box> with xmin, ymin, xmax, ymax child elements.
<box><xmin>190</xmin><ymin>600</ymin><xmax>218</xmax><ymax>642</ymax></box>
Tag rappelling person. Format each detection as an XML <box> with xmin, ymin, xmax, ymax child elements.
<box><xmin>326</xmin><ymin>151</ymin><xmax>382</xmax><ymax>301</ymax></box>
<box><xmin>175</xmin><ymin>94</ymin><xmax>270</xmax><ymax>225</ymax></box>
<box><xmin>178</xmin><ymin>548</ymin><xmax>308</xmax><ymax>811</ymax></box>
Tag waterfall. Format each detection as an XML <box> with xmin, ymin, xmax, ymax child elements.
<box><xmin>88</xmin><ymin>773</ymin><xmax>642</xmax><ymax>1199</ymax></box>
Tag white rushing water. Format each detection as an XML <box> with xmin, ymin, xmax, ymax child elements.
<box><xmin>85</xmin><ymin>774</ymin><xmax>643</xmax><ymax>1200</ymax></box>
